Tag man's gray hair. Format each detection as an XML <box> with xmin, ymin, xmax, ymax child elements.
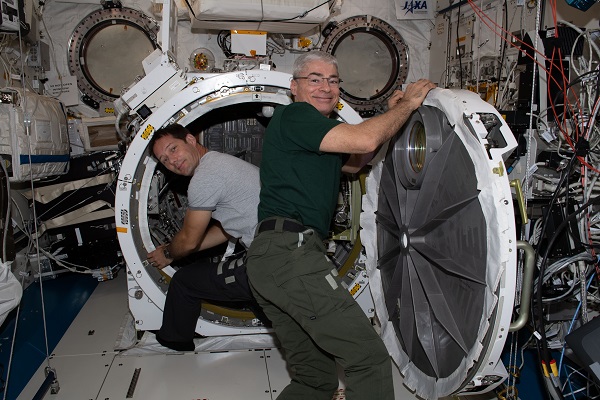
<box><xmin>292</xmin><ymin>51</ymin><xmax>338</xmax><ymax>78</ymax></box>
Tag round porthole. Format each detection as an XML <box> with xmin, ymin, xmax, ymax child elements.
<box><xmin>68</xmin><ymin>4</ymin><xmax>159</xmax><ymax>108</ymax></box>
<box><xmin>321</xmin><ymin>15</ymin><xmax>409</xmax><ymax>117</ymax></box>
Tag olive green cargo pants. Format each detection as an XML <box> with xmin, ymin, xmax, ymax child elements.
<box><xmin>246</xmin><ymin>218</ymin><xmax>394</xmax><ymax>400</ymax></box>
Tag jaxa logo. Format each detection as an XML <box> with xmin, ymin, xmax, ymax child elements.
<box><xmin>402</xmin><ymin>0</ymin><xmax>429</xmax><ymax>14</ymax></box>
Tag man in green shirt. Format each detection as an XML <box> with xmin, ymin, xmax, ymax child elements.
<box><xmin>246</xmin><ymin>50</ymin><xmax>435</xmax><ymax>399</ymax></box>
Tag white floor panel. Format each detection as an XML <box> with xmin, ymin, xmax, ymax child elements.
<box><xmin>263</xmin><ymin>347</ymin><xmax>290</xmax><ymax>397</ymax></box>
<box><xmin>17</xmin><ymin>268</ymin><xmax>447</xmax><ymax>400</ymax></box>
<box><xmin>17</xmin><ymin>353</ymin><xmax>116</xmax><ymax>400</ymax></box>
<box><xmin>52</xmin><ymin>272</ymin><xmax>129</xmax><ymax>357</ymax></box>
<box><xmin>100</xmin><ymin>350</ymin><xmax>278</xmax><ymax>399</ymax></box>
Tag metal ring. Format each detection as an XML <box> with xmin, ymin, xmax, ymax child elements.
<box><xmin>68</xmin><ymin>5</ymin><xmax>159</xmax><ymax>107</ymax></box>
<box><xmin>321</xmin><ymin>15</ymin><xmax>410</xmax><ymax>117</ymax></box>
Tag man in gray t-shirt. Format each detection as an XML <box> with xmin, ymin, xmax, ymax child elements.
<box><xmin>186</xmin><ymin>151</ymin><xmax>259</xmax><ymax>249</ymax></box>
<box><xmin>146</xmin><ymin>123</ymin><xmax>267</xmax><ymax>351</ymax></box>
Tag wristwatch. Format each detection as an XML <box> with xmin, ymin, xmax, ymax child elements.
<box><xmin>163</xmin><ymin>244</ymin><xmax>173</xmax><ymax>260</ymax></box>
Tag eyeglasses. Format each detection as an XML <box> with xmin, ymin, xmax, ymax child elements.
<box><xmin>294</xmin><ymin>75</ymin><xmax>343</xmax><ymax>87</ymax></box>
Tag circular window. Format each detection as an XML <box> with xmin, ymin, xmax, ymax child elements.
<box><xmin>68</xmin><ymin>5</ymin><xmax>159</xmax><ymax>108</ymax></box>
<box><xmin>321</xmin><ymin>16</ymin><xmax>409</xmax><ymax>117</ymax></box>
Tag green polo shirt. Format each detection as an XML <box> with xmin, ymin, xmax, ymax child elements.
<box><xmin>258</xmin><ymin>102</ymin><xmax>343</xmax><ymax>238</ymax></box>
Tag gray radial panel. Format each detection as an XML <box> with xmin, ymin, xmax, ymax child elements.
<box><xmin>376</xmin><ymin>108</ymin><xmax>487</xmax><ymax>379</ymax></box>
<box><xmin>361</xmin><ymin>88</ymin><xmax>518</xmax><ymax>399</ymax></box>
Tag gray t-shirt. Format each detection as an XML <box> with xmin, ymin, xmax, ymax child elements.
<box><xmin>187</xmin><ymin>151</ymin><xmax>259</xmax><ymax>248</ymax></box>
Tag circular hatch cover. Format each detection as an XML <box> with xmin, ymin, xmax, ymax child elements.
<box><xmin>361</xmin><ymin>88</ymin><xmax>518</xmax><ymax>398</ymax></box>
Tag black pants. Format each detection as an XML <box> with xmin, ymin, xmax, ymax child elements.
<box><xmin>158</xmin><ymin>254</ymin><xmax>268</xmax><ymax>345</ymax></box>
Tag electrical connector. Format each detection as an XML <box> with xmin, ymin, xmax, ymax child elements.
<box><xmin>541</xmin><ymin>361</ymin><xmax>550</xmax><ymax>377</ymax></box>
<box><xmin>549</xmin><ymin>359</ymin><xmax>558</xmax><ymax>377</ymax></box>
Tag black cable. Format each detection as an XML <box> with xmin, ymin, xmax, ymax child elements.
<box><xmin>541</xmin><ymin>265</ymin><xmax>596</xmax><ymax>304</ymax></box>
<box><xmin>580</xmin><ymin>242</ymin><xmax>600</xmax><ymax>250</ymax></box>
<box><xmin>536</xmin><ymin>196</ymin><xmax>600</xmax><ymax>399</ymax></box>
<box><xmin>457</xmin><ymin>3</ymin><xmax>463</xmax><ymax>89</ymax></box>
<box><xmin>183</xmin><ymin>0</ymin><xmax>194</xmax><ymax>18</ymax></box>
<box><xmin>217</xmin><ymin>30</ymin><xmax>233</xmax><ymax>58</ymax></box>
<box><xmin>494</xmin><ymin>0</ymin><xmax>508</xmax><ymax>107</ymax></box>
<box><xmin>0</xmin><ymin>363</ymin><xmax>4</xmax><ymax>393</ymax></box>
<box><xmin>530</xmin><ymin>152</ymin><xmax>578</xmax><ymax>399</ymax></box>
<box><xmin>566</xmin><ymin>69</ymin><xmax>600</xmax><ymax>88</ymax></box>
<box><xmin>536</xmin><ymin>202</ymin><xmax>599</xmax><ymax>399</ymax></box>
<box><xmin>535</xmin><ymin>192</ymin><xmax>600</xmax><ymax>388</ymax></box>
<box><xmin>563</xmin><ymin>155</ymin><xmax>575</xmax><ymax>249</ymax></box>
<box><xmin>0</xmin><ymin>159</ymin><xmax>9</xmax><ymax>263</ymax></box>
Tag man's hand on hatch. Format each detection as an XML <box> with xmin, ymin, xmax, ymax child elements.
<box><xmin>147</xmin><ymin>244</ymin><xmax>173</xmax><ymax>270</ymax></box>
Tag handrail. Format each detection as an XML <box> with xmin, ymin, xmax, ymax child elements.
<box><xmin>509</xmin><ymin>241</ymin><xmax>535</xmax><ymax>332</ymax></box>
